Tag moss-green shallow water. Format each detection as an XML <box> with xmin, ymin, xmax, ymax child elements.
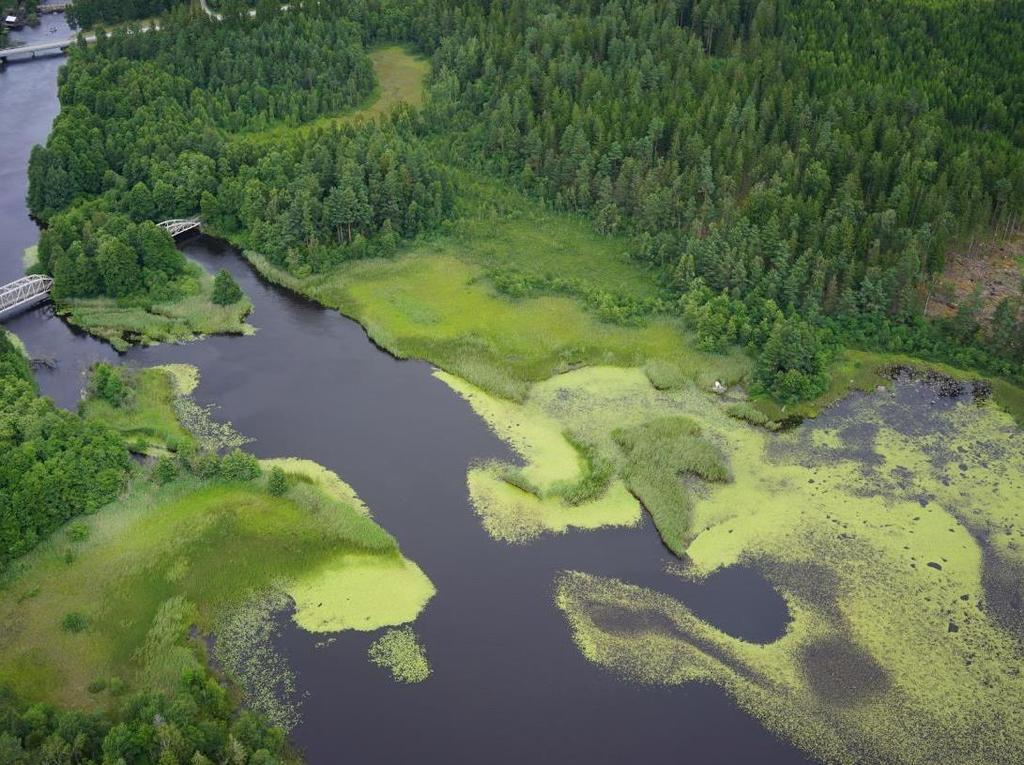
<box><xmin>554</xmin><ymin>377</ymin><xmax>1024</xmax><ymax>765</ymax></box>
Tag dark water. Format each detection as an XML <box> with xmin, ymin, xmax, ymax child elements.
<box><xmin>1</xmin><ymin>14</ymin><xmax>119</xmax><ymax>396</ymax></box>
<box><xmin>0</xmin><ymin>34</ymin><xmax>816</xmax><ymax>765</ymax></box>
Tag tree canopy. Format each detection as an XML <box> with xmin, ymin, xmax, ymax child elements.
<box><xmin>26</xmin><ymin>0</ymin><xmax>1024</xmax><ymax>389</ymax></box>
<box><xmin>0</xmin><ymin>334</ymin><xmax>130</xmax><ymax>573</ymax></box>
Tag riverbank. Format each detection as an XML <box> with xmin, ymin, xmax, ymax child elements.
<box><xmin>231</xmin><ymin>172</ymin><xmax>753</xmax><ymax>402</ymax></box>
<box><xmin>0</xmin><ymin>364</ymin><xmax>434</xmax><ymax>716</ymax></box>
<box><xmin>55</xmin><ymin>258</ymin><xmax>255</xmax><ymax>351</ymax></box>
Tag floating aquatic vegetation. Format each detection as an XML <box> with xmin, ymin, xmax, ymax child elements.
<box><xmin>154</xmin><ymin>363</ymin><xmax>200</xmax><ymax>396</ymax></box>
<box><xmin>556</xmin><ymin>381</ymin><xmax>1024</xmax><ymax>765</ymax></box>
<box><xmin>468</xmin><ymin>464</ymin><xmax>641</xmax><ymax>543</ymax></box>
<box><xmin>437</xmin><ymin>367</ymin><xmax>744</xmax><ymax>547</ymax></box>
<box><xmin>288</xmin><ymin>553</ymin><xmax>435</xmax><ymax>633</ymax></box>
<box><xmin>215</xmin><ymin>589</ymin><xmax>300</xmax><ymax>730</ymax></box>
<box><xmin>161</xmin><ymin>364</ymin><xmax>250</xmax><ymax>451</ymax></box>
<box><xmin>368</xmin><ymin>627</ymin><xmax>431</xmax><ymax>683</ymax></box>
<box><xmin>438</xmin><ymin>369</ymin><xmax>645</xmax><ymax>542</ymax></box>
<box><xmin>174</xmin><ymin>397</ymin><xmax>251</xmax><ymax>451</ymax></box>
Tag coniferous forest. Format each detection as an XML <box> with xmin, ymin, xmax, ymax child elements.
<box><xmin>5</xmin><ymin>2</ymin><xmax>1024</xmax><ymax>763</ymax></box>
<box><xmin>26</xmin><ymin>0</ymin><xmax>1024</xmax><ymax>398</ymax></box>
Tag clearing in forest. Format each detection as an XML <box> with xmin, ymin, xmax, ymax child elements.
<box><xmin>245</xmin><ymin>45</ymin><xmax>428</xmax><ymax>143</ymax></box>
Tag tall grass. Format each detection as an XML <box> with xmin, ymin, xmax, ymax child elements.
<box><xmin>612</xmin><ymin>417</ymin><xmax>731</xmax><ymax>556</ymax></box>
<box><xmin>559</xmin><ymin>433</ymin><xmax>615</xmax><ymax>506</ymax></box>
<box><xmin>60</xmin><ymin>261</ymin><xmax>252</xmax><ymax>351</ymax></box>
<box><xmin>80</xmin><ymin>366</ymin><xmax>195</xmax><ymax>454</ymax></box>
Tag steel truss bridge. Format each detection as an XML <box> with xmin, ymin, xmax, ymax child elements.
<box><xmin>0</xmin><ymin>275</ymin><xmax>54</xmax><ymax>320</ymax></box>
<box><xmin>157</xmin><ymin>218</ymin><xmax>202</xmax><ymax>237</ymax></box>
<box><xmin>1</xmin><ymin>219</ymin><xmax>199</xmax><ymax>322</ymax></box>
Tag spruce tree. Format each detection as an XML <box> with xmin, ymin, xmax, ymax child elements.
<box><xmin>211</xmin><ymin>269</ymin><xmax>243</xmax><ymax>305</ymax></box>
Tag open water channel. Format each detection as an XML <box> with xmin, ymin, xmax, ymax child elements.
<box><xmin>0</xmin><ymin>20</ymin><xmax>814</xmax><ymax>764</ymax></box>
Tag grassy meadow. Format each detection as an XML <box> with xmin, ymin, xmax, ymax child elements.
<box><xmin>246</xmin><ymin>175</ymin><xmax>752</xmax><ymax>401</ymax></box>
<box><xmin>0</xmin><ymin>358</ymin><xmax>434</xmax><ymax>711</ymax></box>
<box><xmin>59</xmin><ymin>260</ymin><xmax>254</xmax><ymax>351</ymax></box>
<box><xmin>242</xmin><ymin>45</ymin><xmax>429</xmax><ymax>145</ymax></box>
<box><xmin>0</xmin><ymin>458</ymin><xmax>429</xmax><ymax>709</ymax></box>
<box><xmin>0</xmin><ymin>479</ymin><xmax>334</xmax><ymax>707</ymax></box>
<box><xmin>80</xmin><ymin>365</ymin><xmax>196</xmax><ymax>454</ymax></box>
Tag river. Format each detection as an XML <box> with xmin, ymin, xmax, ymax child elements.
<box><xmin>0</xmin><ymin>20</ymin><xmax>814</xmax><ymax>765</ymax></box>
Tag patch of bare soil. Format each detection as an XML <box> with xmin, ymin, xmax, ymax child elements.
<box><xmin>926</xmin><ymin>233</ymin><xmax>1023</xmax><ymax>322</ymax></box>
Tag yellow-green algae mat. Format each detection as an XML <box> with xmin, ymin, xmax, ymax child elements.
<box><xmin>436</xmin><ymin>369</ymin><xmax>644</xmax><ymax>542</ymax></box>
<box><xmin>161</xmin><ymin>367</ymin><xmax>437</xmax><ymax>633</ymax></box>
<box><xmin>535</xmin><ymin>372</ymin><xmax>1024</xmax><ymax>765</ymax></box>
<box><xmin>262</xmin><ymin>458</ymin><xmax>436</xmax><ymax>633</ymax></box>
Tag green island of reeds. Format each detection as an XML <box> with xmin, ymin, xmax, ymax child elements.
<box><xmin>57</xmin><ymin>259</ymin><xmax>255</xmax><ymax>352</ymax></box>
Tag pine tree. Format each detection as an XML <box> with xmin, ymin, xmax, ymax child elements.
<box><xmin>756</xmin><ymin>317</ymin><xmax>828</xmax><ymax>403</ymax></box>
<box><xmin>211</xmin><ymin>269</ymin><xmax>244</xmax><ymax>305</ymax></box>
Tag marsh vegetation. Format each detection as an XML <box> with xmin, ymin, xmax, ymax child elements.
<box><xmin>4</xmin><ymin>1</ymin><xmax>1024</xmax><ymax>763</ymax></box>
<box><xmin>0</xmin><ymin>357</ymin><xmax>435</xmax><ymax>762</ymax></box>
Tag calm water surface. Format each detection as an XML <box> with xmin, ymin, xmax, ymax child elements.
<box><xmin>0</xmin><ymin>30</ymin><xmax>815</xmax><ymax>764</ymax></box>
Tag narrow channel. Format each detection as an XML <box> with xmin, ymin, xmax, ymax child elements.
<box><xmin>1</xmin><ymin>21</ymin><xmax>813</xmax><ymax>765</ymax></box>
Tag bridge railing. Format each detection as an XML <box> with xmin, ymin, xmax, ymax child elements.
<box><xmin>0</xmin><ymin>275</ymin><xmax>54</xmax><ymax>319</ymax></box>
<box><xmin>157</xmin><ymin>218</ymin><xmax>202</xmax><ymax>237</ymax></box>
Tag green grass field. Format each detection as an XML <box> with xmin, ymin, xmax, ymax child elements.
<box><xmin>0</xmin><ymin>461</ymin><xmax>418</xmax><ymax>710</ymax></box>
<box><xmin>80</xmin><ymin>366</ymin><xmax>195</xmax><ymax>454</ymax></box>
<box><xmin>442</xmin><ymin>172</ymin><xmax>664</xmax><ymax>301</ymax></box>
<box><xmin>0</xmin><ymin>349</ymin><xmax>438</xmax><ymax>711</ymax></box>
<box><xmin>59</xmin><ymin>261</ymin><xmax>253</xmax><ymax>351</ymax></box>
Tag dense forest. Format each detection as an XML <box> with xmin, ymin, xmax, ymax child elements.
<box><xmin>0</xmin><ymin>333</ymin><xmax>130</xmax><ymax>573</ymax></box>
<box><xmin>0</xmin><ymin>671</ymin><xmax>288</xmax><ymax>764</ymax></box>
<box><xmin>66</xmin><ymin>0</ymin><xmax>180</xmax><ymax>29</ymax></box>
<box><xmin>406</xmin><ymin>0</ymin><xmax>1024</xmax><ymax>391</ymax></box>
<box><xmin>37</xmin><ymin>209</ymin><xmax>188</xmax><ymax>299</ymax></box>
<box><xmin>29</xmin><ymin>5</ymin><xmax>452</xmax><ymax>285</ymax></box>
<box><xmin>27</xmin><ymin>0</ymin><xmax>1024</xmax><ymax>397</ymax></box>
<box><xmin>28</xmin><ymin>6</ymin><xmax>376</xmax><ymax>218</ymax></box>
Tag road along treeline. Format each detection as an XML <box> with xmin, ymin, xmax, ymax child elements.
<box><xmin>67</xmin><ymin>0</ymin><xmax>181</xmax><ymax>29</ymax></box>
